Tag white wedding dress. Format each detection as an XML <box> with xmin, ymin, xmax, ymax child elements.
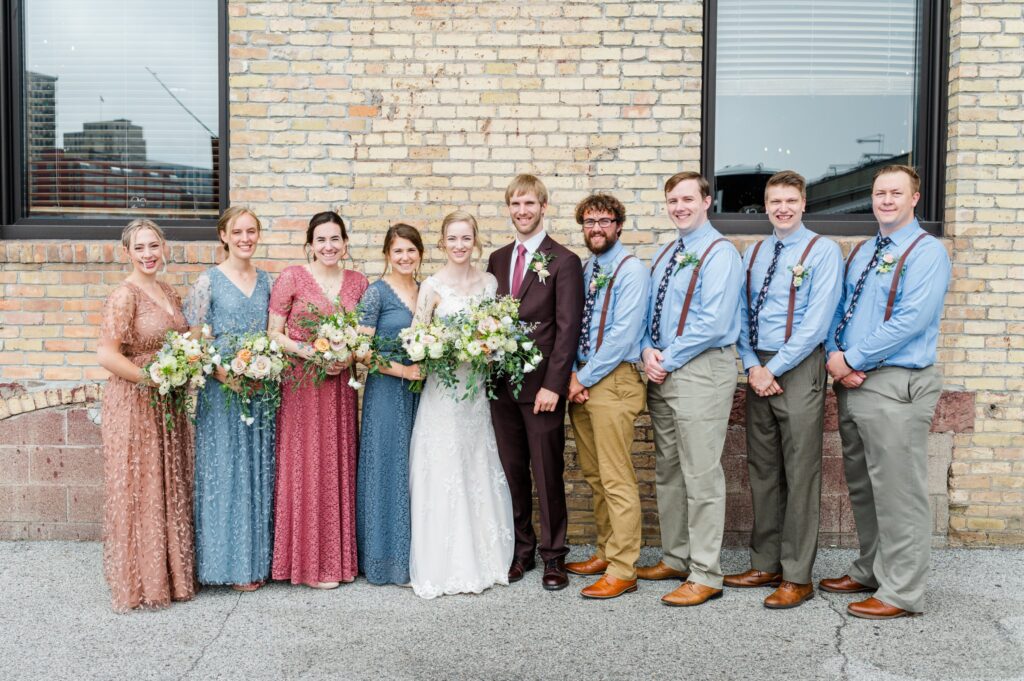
<box><xmin>408</xmin><ymin>274</ymin><xmax>514</xmax><ymax>599</ymax></box>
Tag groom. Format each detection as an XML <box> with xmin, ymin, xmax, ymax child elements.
<box><xmin>488</xmin><ymin>174</ymin><xmax>584</xmax><ymax>590</ymax></box>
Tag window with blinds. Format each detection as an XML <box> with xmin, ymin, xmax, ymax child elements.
<box><xmin>22</xmin><ymin>0</ymin><xmax>220</xmax><ymax>221</ymax></box>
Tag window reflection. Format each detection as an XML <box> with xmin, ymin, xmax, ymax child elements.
<box><xmin>713</xmin><ymin>0</ymin><xmax>919</xmax><ymax>214</ymax></box>
<box><xmin>23</xmin><ymin>0</ymin><xmax>219</xmax><ymax>219</ymax></box>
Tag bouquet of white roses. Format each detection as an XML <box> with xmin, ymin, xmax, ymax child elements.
<box><xmin>450</xmin><ymin>296</ymin><xmax>542</xmax><ymax>400</ymax></box>
<box><xmin>220</xmin><ymin>331</ymin><xmax>288</xmax><ymax>425</ymax></box>
<box><xmin>143</xmin><ymin>326</ymin><xmax>218</xmax><ymax>429</ymax></box>
<box><xmin>297</xmin><ymin>300</ymin><xmax>371</xmax><ymax>388</ymax></box>
<box><xmin>396</xmin><ymin>320</ymin><xmax>457</xmax><ymax>393</ymax></box>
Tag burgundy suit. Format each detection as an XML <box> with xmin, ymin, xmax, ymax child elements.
<box><xmin>487</xmin><ymin>234</ymin><xmax>584</xmax><ymax>564</ymax></box>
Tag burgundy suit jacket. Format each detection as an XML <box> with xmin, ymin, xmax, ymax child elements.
<box><xmin>487</xmin><ymin>234</ymin><xmax>584</xmax><ymax>403</ymax></box>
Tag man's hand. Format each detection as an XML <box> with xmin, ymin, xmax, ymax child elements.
<box><xmin>748</xmin><ymin>365</ymin><xmax>781</xmax><ymax>397</ymax></box>
<box><xmin>839</xmin><ymin>370</ymin><xmax>867</xmax><ymax>389</ymax></box>
<box><xmin>533</xmin><ymin>387</ymin><xmax>560</xmax><ymax>414</ymax></box>
<box><xmin>826</xmin><ymin>350</ymin><xmax>853</xmax><ymax>381</ymax></box>
<box><xmin>567</xmin><ymin>373</ymin><xmax>589</xmax><ymax>404</ymax></box>
<box><xmin>642</xmin><ymin>348</ymin><xmax>668</xmax><ymax>385</ymax></box>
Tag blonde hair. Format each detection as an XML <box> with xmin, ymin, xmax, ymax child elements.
<box><xmin>874</xmin><ymin>164</ymin><xmax>921</xmax><ymax>194</ymax></box>
<box><xmin>120</xmin><ymin>218</ymin><xmax>166</xmax><ymax>249</ymax></box>
<box><xmin>504</xmin><ymin>174</ymin><xmax>548</xmax><ymax>206</ymax></box>
<box><xmin>439</xmin><ymin>210</ymin><xmax>484</xmax><ymax>258</ymax></box>
<box><xmin>217</xmin><ymin>206</ymin><xmax>262</xmax><ymax>252</ymax></box>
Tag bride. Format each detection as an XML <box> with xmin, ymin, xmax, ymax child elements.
<box><xmin>408</xmin><ymin>210</ymin><xmax>514</xmax><ymax>599</ymax></box>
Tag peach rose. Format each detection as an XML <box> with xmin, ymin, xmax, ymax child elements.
<box><xmin>313</xmin><ymin>337</ymin><xmax>331</xmax><ymax>353</ymax></box>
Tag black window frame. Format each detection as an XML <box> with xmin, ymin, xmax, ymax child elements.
<box><xmin>701</xmin><ymin>0</ymin><xmax>949</xmax><ymax>237</ymax></box>
<box><xmin>0</xmin><ymin>1</ymin><xmax>229</xmax><ymax>240</ymax></box>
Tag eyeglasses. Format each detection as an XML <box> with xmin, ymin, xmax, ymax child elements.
<box><xmin>582</xmin><ymin>218</ymin><xmax>617</xmax><ymax>229</ymax></box>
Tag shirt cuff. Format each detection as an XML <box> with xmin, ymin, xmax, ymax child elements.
<box><xmin>843</xmin><ymin>347</ymin><xmax>866</xmax><ymax>372</ymax></box>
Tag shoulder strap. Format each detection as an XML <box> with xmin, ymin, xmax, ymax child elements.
<box><xmin>784</xmin><ymin>235</ymin><xmax>821</xmax><ymax>341</ymax></box>
<box><xmin>675</xmin><ymin>238</ymin><xmax>729</xmax><ymax>337</ymax></box>
<box><xmin>745</xmin><ymin>239</ymin><xmax>765</xmax><ymax>308</ymax></box>
<box><xmin>844</xmin><ymin>239</ymin><xmax>869</xmax><ymax>280</ymax></box>
<box><xmin>651</xmin><ymin>242</ymin><xmax>674</xmax><ymax>273</ymax></box>
<box><xmin>594</xmin><ymin>255</ymin><xmax>636</xmax><ymax>353</ymax></box>
<box><xmin>884</xmin><ymin>233</ymin><xmax>930</xmax><ymax>321</ymax></box>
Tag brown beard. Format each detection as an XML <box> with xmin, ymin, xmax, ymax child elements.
<box><xmin>584</xmin><ymin>231</ymin><xmax>619</xmax><ymax>255</ymax></box>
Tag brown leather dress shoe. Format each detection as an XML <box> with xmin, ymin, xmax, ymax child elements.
<box><xmin>819</xmin><ymin>574</ymin><xmax>874</xmax><ymax>594</ymax></box>
<box><xmin>508</xmin><ymin>559</ymin><xmax>535</xmax><ymax>584</ymax></box>
<box><xmin>580</xmin><ymin>574</ymin><xmax>637</xmax><ymax>599</ymax></box>
<box><xmin>847</xmin><ymin>597</ymin><xmax>917</xmax><ymax>620</ymax></box>
<box><xmin>661</xmin><ymin>581</ymin><xmax>723</xmax><ymax>607</ymax></box>
<box><xmin>541</xmin><ymin>558</ymin><xmax>569</xmax><ymax>591</ymax></box>
<box><xmin>635</xmin><ymin>561</ymin><xmax>689</xmax><ymax>581</ymax></box>
<box><xmin>566</xmin><ymin>555</ymin><xmax>610</xmax><ymax>576</ymax></box>
<box><xmin>764</xmin><ymin>581</ymin><xmax>814</xmax><ymax>609</ymax></box>
<box><xmin>723</xmin><ymin>569</ymin><xmax>783</xmax><ymax>588</ymax></box>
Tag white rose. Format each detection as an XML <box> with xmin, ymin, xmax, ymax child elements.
<box><xmin>170</xmin><ymin>372</ymin><xmax>188</xmax><ymax>388</ymax></box>
<box><xmin>149</xmin><ymin>364</ymin><xmax>164</xmax><ymax>385</ymax></box>
<box><xmin>408</xmin><ymin>343</ymin><xmax>426</xmax><ymax>361</ymax></box>
<box><xmin>428</xmin><ymin>342</ymin><xmax>444</xmax><ymax>359</ymax></box>
<box><xmin>253</xmin><ymin>337</ymin><xmax>268</xmax><ymax>352</ymax></box>
<box><xmin>504</xmin><ymin>339</ymin><xmax>517</xmax><ymax>353</ymax></box>
<box><xmin>231</xmin><ymin>356</ymin><xmax>248</xmax><ymax>375</ymax></box>
<box><xmin>247</xmin><ymin>355</ymin><xmax>272</xmax><ymax>380</ymax></box>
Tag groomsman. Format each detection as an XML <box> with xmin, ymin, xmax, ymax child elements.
<box><xmin>822</xmin><ymin>164</ymin><xmax>950</xmax><ymax>619</ymax></box>
<box><xmin>564</xmin><ymin>194</ymin><xmax>650</xmax><ymax>599</ymax></box>
<box><xmin>639</xmin><ymin>171</ymin><xmax>743</xmax><ymax>607</ymax></box>
<box><xmin>724</xmin><ymin>170</ymin><xmax>842</xmax><ymax>608</ymax></box>
<box><xmin>487</xmin><ymin>174</ymin><xmax>584</xmax><ymax>591</ymax></box>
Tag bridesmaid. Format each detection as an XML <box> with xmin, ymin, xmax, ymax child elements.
<box><xmin>356</xmin><ymin>224</ymin><xmax>424</xmax><ymax>585</ymax></box>
<box><xmin>268</xmin><ymin>210</ymin><xmax>368</xmax><ymax>589</ymax></box>
<box><xmin>184</xmin><ymin>207</ymin><xmax>275</xmax><ymax>592</ymax></box>
<box><xmin>96</xmin><ymin>219</ymin><xmax>195</xmax><ymax>612</ymax></box>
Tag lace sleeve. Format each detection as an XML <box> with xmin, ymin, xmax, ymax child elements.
<box><xmin>358</xmin><ymin>283</ymin><xmax>382</xmax><ymax>330</ymax></box>
<box><xmin>483</xmin><ymin>272</ymin><xmax>499</xmax><ymax>298</ymax></box>
<box><xmin>183</xmin><ymin>271</ymin><xmax>212</xmax><ymax>327</ymax></box>
<box><xmin>269</xmin><ymin>267</ymin><xmax>296</xmax><ymax>318</ymax></box>
<box><xmin>414</xmin><ymin>277</ymin><xmax>440</xmax><ymax>325</ymax></box>
<box><xmin>100</xmin><ymin>284</ymin><xmax>137</xmax><ymax>346</ymax></box>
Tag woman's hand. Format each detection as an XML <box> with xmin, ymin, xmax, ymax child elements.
<box><xmin>325</xmin><ymin>361</ymin><xmax>344</xmax><ymax>377</ymax></box>
<box><xmin>400</xmin><ymin>363</ymin><xmax>422</xmax><ymax>382</ymax></box>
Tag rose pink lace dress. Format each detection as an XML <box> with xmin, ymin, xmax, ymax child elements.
<box><xmin>269</xmin><ymin>265</ymin><xmax>368</xmax><ymax>585</ymax></box>
<box><xmin>100</xmin><ymin>281</ymin><xmax>196</xmax><ymax>612</ymax></box>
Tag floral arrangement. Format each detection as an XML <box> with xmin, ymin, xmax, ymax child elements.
<box><xmin>674</xmin><ymin>250</ymin><xmax>700</xmax><ymax>273</ymax></box>
<box><xmin>528</xmin><ymin>251</ymin><xmax>555</xmax><ymax>284</ymax></box>
<box><xmin>142</xmin><ymin>326</ymin><xmax>218</xmax><ymax>429</ymax></box>
<box><xmin>396</xmin><ymin>320</ymin><xmax>457</xmax><ymax>393</ymax></box>
<box><xmin>788</xmin><ymin>263</ymin><xmax>811</xmax><ymax>288</ymax></box>
<box><xmin>296</xmin><ymin>300</ymin><xmax>371</xmax><ymax>388</ymax></box>
<box><xmin>876</xmin><ymin>252</ymin><xmax>897</xmax><ymax>275</ymax></box>
<box><xmin>590</xmin><ymin>266</ymin><xmax>611</xmax><ymax>293</ymax></box>
<box><xmin>219</xmin><ymin>331</ymin><xmax>288</xmax><ymax>425</ymax></box>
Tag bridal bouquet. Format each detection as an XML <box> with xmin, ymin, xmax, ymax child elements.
<box><xmin>297</xmin><ymin>300</ymin><xmax>371</xmax><ymax>388</ymax></box>
<box><xmin>396</xmin><ymin>320</ymin><xmax>457</xmax><ymax>393</ymax></box>
<box><xmin>143</xmin><ymin>326</ymin><xmax>218</xmax><ymax>429</ymax></box>
<box><xmin>451</xmin><ymin>296</ymin><xmax>542</xmax><ymax>399</ymax></box>
<box><xmin>219</xmin><ymin>331</ymin><xmax>288</xmax><ymax>425</ymax></box>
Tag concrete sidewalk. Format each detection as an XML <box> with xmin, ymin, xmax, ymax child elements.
<box><xmin>1</xmin><ymin>542</ymin><xmax>1022</xmax><ymax>681</ymax></box>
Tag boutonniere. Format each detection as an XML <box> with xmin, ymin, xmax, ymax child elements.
<box><xmin>673</xmin><ymin>250</ymin><xmax>700</xmax><ymax>273</ymax></box>
<box><xmin>590</xmin><ymin>270</ymin><xmax>611</xmax><ymax>293</ymax></box>
<box><xmin>876</xmin><ymin>252</ymin><xmax>897</xmax><ymax>274</ymax></box>
<box><xmin>530</xmin><ymin>251</ymin><xmax>555</xmax><ymax>284</ymax></box>
<box><xmin>788</xmin><ymin>263</ymin><xmax>811</xmax><ymax>288</ymax></box>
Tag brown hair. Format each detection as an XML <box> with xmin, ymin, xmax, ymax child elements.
<box><xmin>764</xmin><ymin>170</ymin><xmax>807</xmax><ymax>199</ymax></box>
<box><xmin>873</xmin><ymin>164</ymin><xmax>921</xmax><ymax>194</ymax></box>
<box><xmin>120</xmin><ymin>218</ymin><xmax>166</xmax><ymax>249</ymax></box>
<box><xmin>664</xmin><ymin>171</ymin><xmax>711</xmax><ymax>199</ymax></box>
<box><xmin>439</xmin><ymin>210</ymin><xmax>484</xmax><ymax>258</ymax></box>
<box><xmin>504</xmin><ymin>174</ymin><xmax>549</xmax><ymax>206</ymax></box>
<box><xmin>383</xmin><ymin>223</ymin><xmax>425</xmax><ymax>270</ymax></box>
<box><xmin>575</xmin><ymin>193</ymin><xmax>626</xmax><ymax>226</ymax></box>
<box><xmin>305</xmin><ymin>210</ymin><xmax>348</xmax><ymax>261</ymax></box>
<box><xmin>217</xmin><ymin>206</ymin><xmax>262</xmax><ymax>252</ymax></box>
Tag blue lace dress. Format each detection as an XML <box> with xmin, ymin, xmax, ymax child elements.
<box><xmin>356</xmin><ymin>279</ymin><xmax>420</xmax><ymax>584</ymax></box>
<box><xmin>184</xmin><ymin>267</ymin><xmax>275</xmax><ymax>585</ymax></box>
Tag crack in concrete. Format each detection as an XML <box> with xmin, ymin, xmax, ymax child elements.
<box><xmin>178</xmin><ymin>592</ymin><xmax>242</xmax><ymax>680</ymax></box>
<box><xmin>823</xmin><ymin>594</ymin><xmax>852</xmax><ymax>681</ymax></box>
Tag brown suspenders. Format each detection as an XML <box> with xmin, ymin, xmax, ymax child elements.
<box><xmin>648</xmin><ymin>237</ymin><xmax>729</xmax><ymax>338</ymax></box>
<box><xmin>743</xmin><ymin>235</ymin><xmax>821</xmax><ymax>342</ymax></box>
<box><xmin>842</xmin><ymin>232</ymin><xmax>931</xmax><ymax>322</ymax></box>
<box><xmin>592</xmin><ymin>255</ymin><xmax>636</xmax><ymax>353</ymax></box>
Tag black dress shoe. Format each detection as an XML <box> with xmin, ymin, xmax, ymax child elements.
<box><xmin>508</xmin><ymin>559</ymin><xmax>535</xmax><ymax>583</ymax></box>
<box><xmin>542</xmin><ymin>558</ymin><xmax>569</xmax><ymax>591</ymax></box>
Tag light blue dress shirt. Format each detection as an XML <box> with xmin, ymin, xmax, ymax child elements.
<box><xmin>575</xmin><ymin>241</ymin><xmax>650</xmax><ymax>388</ymax></box>
<box><xmin>642</xmin><ymin>222</ymin><xmax>742</xmax><ymax>373</ymax></box>
<box><xmin>825</xmin><ymin>219</ymin><xmax>950</xmax><ymax>371</ymax></box>
<box><xmin>737</xmin><ymin>225</ymin><xmax>843</xmax><ymax>376</ymax></box>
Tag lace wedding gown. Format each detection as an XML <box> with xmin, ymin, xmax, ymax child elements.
<box><xmin>408</xmin><ymin>274</ymin><xmax>514</xmax><ymax>599</ymax></box>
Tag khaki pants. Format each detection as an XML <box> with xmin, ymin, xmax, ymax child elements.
<box><xmin>745</xmin><ymin>346</ymin><xmax>826</xmax><ymax>585</ymax></box>
<box><xmin>647</xmin><ymin>346</ymin><xmax>736</xmax><ymax>589</ymax></box>
<box><xmin>569</xmin><ymin>363</ymin><xmax>646</xmax><ymax>580</ymax></box>
<box><xmin>835</xmin><ymin>365</ymin><xmax>941</xmax><ymax>613</ymax></box>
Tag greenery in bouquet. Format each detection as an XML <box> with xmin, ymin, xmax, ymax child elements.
<box><xmin>396</xmin><ymin>320</ymin><xmax>458</xmax><ymax>393</ymax></box>
<box><xmin>450</xmin><ymin>296</ymin><xmax>542</xmax><ymax>400</ymax></box>
<box><xmin>142</xmin><ymin>326</ymin><xmax>218</xmax><ymax>430</ymax></box>
<box><xmin>295</xmin><ymin>300</ymin><xmax>371</xmax><ymax>388</ymax></box>
<box><xmin>220</xmin><ymin>331</ymin><xmax>289</xmax><ymax>425</ymax></box>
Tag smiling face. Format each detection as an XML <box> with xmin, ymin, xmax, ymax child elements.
<box><xmin>765</xmin><ymin>184</ymin><xmax>805</xmax><ymax>235</ymax></box>
<box><xmin>125</xmin><ymin>228</ymin><xmax>165</xmax><ymax>276</ymax></box>
<box><xmin>223</xmin><ymin>212</ymin><xmax>261</xmax><ymax>261</ymax></box>
<box><xmin>507</xmin><ymin>191</ymin><xmax>546</xmax><ymax>239</ymax></box>
<box><xmin>443</xmin><ymin>220</ymin><xmax>476</xmax><ymax>265</ymax></box>
<box><xmin>581</xmin><ymin>209</ymin><xmax>621</xmax><ymax>255</ymax></box>
<box><xmin>665</xmin><ymin>179</ymin><xmax>712</xmax><ymax>234</ymax></box>
<box><xmin>872</xmin><ymin>171</ymin><xmax>920</xmax><ymax>233</ymax></box>
<box><xmin>388</xmin><ymin>235</ymin><xmax>422</xmax><ymax>276</ymax></box>
<box><xmin>311</xmin><ymin>221</ymin><xmax>347</xmax><ymax>265</ymax></box>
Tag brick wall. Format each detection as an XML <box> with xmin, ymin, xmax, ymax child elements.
<box><xmin>0</xmin><ymin>1</ymin><xmax>1021</xmax><ymax>545</ymax></box>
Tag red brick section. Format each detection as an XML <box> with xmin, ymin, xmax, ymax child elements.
<box><xmin>0</xmin><ymin>387</ymin><xmax>974</xmax><ymax>544</ymax></box>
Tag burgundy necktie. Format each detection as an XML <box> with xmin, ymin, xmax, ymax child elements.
<box><xmin>511</xmin><ymin>243</ymin><xmax>528</xmax><ymax>296</ymax></box>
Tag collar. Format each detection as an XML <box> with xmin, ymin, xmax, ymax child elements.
<box><xmin>677</xmin><ymin>221</ymin><xmax>713</xmax><ymax>248</ymax></box>
<box><xmin>881</xmin><ymin>219</ymin><xmax>922</xmax><ymax>247</ymax></box>
<box><xmin>516</xmin><ymin>229</ymin><xmax>547</xmax><ymax>254</ymax></box>
<box><xmin>594</xmin><ymin>241</ymin><xmax>626</xmax><ymax>269</ymax></box>
<box><xmin>772</xmin><ymin>224</ymin><xmax>809</xmax><ymax>248</ymax></box>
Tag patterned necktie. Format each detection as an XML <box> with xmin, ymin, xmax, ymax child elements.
<box><xmin>511</xmin><ymin>243</ymin><xmax>528</xmax><ymax>296</ymax></box>
<box><xmin>578</xmin><ymin>262</ymin><xmax>603</xmax><ymax>357</ymax></box>
<box><xmin>748</xmin><ymin>240</ymin><xmax>785</xmax><ymax>351</ymax></box>
<box><xmin>650</xmin><ymin>240</ymin><xmax>685</xmax><ymax>346</ymax></box>
<box><xmin>834</xmin><ymin>236</ymin><xmax>893</xmax><ymax>350</ymax></box>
